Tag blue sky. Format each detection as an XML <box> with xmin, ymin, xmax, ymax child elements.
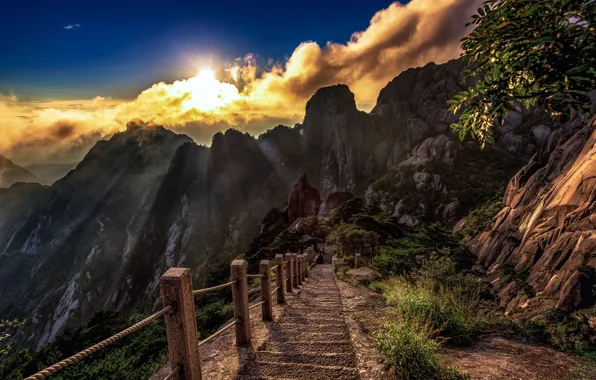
<box><xmin>0</xmin><ymin>0</ymin><xmax>402</xmax><ymax>100</ymax></box>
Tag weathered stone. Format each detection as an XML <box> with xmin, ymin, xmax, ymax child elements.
<box><xmin>469</xmin><ymin>116</ymin><xmax>596</xmax><ymax>314</ymax></box>
<box><xmin>346</xmin><ymin>267</ymin><xmax>381</xmax><ymax>285</ymax></box>
<box><xmin>288</xmin><ymin>175</ymin><xmax>321</xmax><ymax>224</ymax></box>
<box><xmin>319</xmin><ymin>192</ymin><xmax>354</xmax><ymax>218</ymax></box>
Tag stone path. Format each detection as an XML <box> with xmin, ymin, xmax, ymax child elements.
<box><xmin>237</xmin><ymin>264</ymin><xmax>360</xmax><ymax>379</ymax></box>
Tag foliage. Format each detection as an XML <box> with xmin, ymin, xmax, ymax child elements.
<box><xmin>0</xmin><ymin>311</ymin><xmax>166</xmax><ymax>380</ymax></box>
<box><xmin>376</xmin><ymin>278</ymin><xmax>482</xmax><ymax>345</ymax></box>
<box><xmin>450</xmin><ymin>0</ymin><xmax>596</xmax><ymax>146</ymax></box>
<box><xmin>448</xmin><ymin>146</ymin><xmax>522</xmax><ymax>211</ymax></box>
<box><xmin>195</xmin><ymin>300</ymin><xmax>234</xmax><ymax>337</ymax></box>
<box><xmin>461</xmin><ymin>200</ymin><xmax>503</xmax><ymax>236</ymax></box>
<box><xmin>373</xmin><ymin>223</ymin><xmax>474</xmax><ymax>277</ymax></box>
<box><xmin>374</xmin><ymin>320</ymin><xmax>470</xmax><ymax>380</ymax></box>
<box><xmin>0</xmin><ymin>296</ymin><xmax>236</xmax><ymax>379</ymax></box>
<box><xmin>512</xmin><ymin>309</ymin><xmax>596</xmax><ymax>353</ymax></box>
<box><xmin>0</xmin><ymin>319</ymin><xmax>24</xmax><ymax>356</ymax></box>
<box><xmin>328</xmin><ymin>223</ymin><xmax>379</xmax><ymax>259</ymax></box>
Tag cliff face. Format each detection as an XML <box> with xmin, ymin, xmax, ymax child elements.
<box><xmin>469</xmin><ymin>115</ymin><xmax>596</xmax><ymax>314</ymax></box>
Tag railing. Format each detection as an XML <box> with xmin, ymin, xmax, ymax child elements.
<box><xmin>24</xmin><ymin>252</ymin><xmax>316</xmax><ymax>380</ymax></box>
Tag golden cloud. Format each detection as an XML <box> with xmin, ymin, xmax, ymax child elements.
<box><xmin>0</xmin><ymin>0</ymin><xmax>481</xmax><ymax>165</ymax></box>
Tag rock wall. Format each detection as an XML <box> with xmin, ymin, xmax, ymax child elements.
<box><xmin>469</xmin><ymin>115</ymin><xmax>596</xmax><ymax>314</ymax></box>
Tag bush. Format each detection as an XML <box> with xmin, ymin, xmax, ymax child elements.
<box><xmin>373</xmin><ymin>224</ymin><xmax>475</xmax><ymax>277</ymax></box>
<box><xmin>374</xmin><ymin>319</ymin><xmax>470</xmax><ymax>380</ymax></box>
<box><xmin>512</xmin><ymin>309</ymin><xmax>595</xmax><ymax>353</ymax></box>
<box><xmin>376</xmin><ymin>278</ymin><xmax>482</xmax><ymax>345</ymax></box>
<box><xmin>374</xmin><ymin>321</ymin><xmax>441</xmax><ymax>379</ymax></box>
<box><xmin>461</xmin><ymin>200</ymin><xmax>503</xmax><ymax>237</ymax></box>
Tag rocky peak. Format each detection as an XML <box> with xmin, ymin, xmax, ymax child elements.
<box><xmin>288</xmin><ymin>175</ymin><xmax>321</xmax><ymax>224</ymax></box>
<box><xmin>302</xmin><ymin>85</ymin><xmax>376</xmax><ymax>195</ymax></box>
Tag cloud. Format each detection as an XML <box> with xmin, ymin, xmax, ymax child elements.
<box><xmin>3</xmin><ymin>0</ymin><xmax>481</xmax><ymax>165</ymax></box>
<box><xmin>64</xmin><ymin>24</ymin><xmax>81</xmax><ymax>30</ymax></box>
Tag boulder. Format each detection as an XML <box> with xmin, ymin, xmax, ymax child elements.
<box><xmin>346</xmin><ymin>267</ymin><xmax>381</xmax><ymax>285</ymax></box>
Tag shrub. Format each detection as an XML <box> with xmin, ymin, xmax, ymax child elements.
<box><xmin>374</xmin><ymin>320</ymin><xmax>470</xmax><ymax>380</ymax></box>
<box><xmin>377</xmin><ymin>278</ymin><xmax>482</xmax><ymax>345</ymax></box>
<box><xmin>461</xmin><ymin>200</ymin><xmax>503</xmax><ymax>237</ymax></box>
<box><xmin>373</xmin><ymin>223</ymin><xmax>475</xmax><ymax>277</ymax></box>
<box><xmin>513</xmin><ymin>309</ymin><xmax>595</xmax><ymax>353</ymax></box>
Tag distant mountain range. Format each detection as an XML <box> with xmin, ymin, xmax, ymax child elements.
<box><xmin>25</xmin><ymin>162</ymin><xmax>79</xmax><ymax>184</ymax></box>
<box><xmin>0</xmin><ymin>156</ymin><xmax>40</xmax><ymax>188</ymax></box>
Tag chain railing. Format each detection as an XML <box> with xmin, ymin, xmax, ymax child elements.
<box><xmin>23</xmin><ymin>251</ymin><xmax>317</xmax><ymax>380</ymax></box>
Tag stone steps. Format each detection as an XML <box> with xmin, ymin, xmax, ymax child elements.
<box><xmin>238</xmin><ymin>264</ymin><xmax>359</xmax><ymax>379</ymax></box>
<box><xmin>241</xmin><ymin>361</ymin><xmax>359</xmax><ymax>380</ymax></box>
<box><xmin>255</xmin><ymin>351</ymin><xmax>357</xmax><ymax>367</ymax></box>
<box><xmin>271</xmin><ymin>322</ymin><xmax>349</xmax><ymax>334</ymax></box>
<box><xmin>260</xmin><ymin>340</ymin><xmax>354</xmax><ymax>355</ymax></box>
<box><xmin>269</xmin><ymin>330</ymin><xmax>350</xmax><ymax>341</ymax></box>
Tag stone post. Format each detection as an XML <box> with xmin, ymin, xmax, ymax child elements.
<box><xmin>355</xmin><ymin>253</ymin><xmax>361</xmax><ymax>269</ymax></box>
<box><xmin>300</xmin><ymin>255</ymin><xmax>305</xmax><ymax>283</ymax></box>
<box><xmin>286</xmin><ymin>254</ymin><xmax>294</xmax><ymax>293</ymax></box>
<box><xmin>160</xmin><ymin>268</ymin><xmax>202</xmax><ymax>380</ymax></box>
<box><xmin>231</xmin><ymin>260</ymin><xmax>251</xmax><ymax>346</ymax></box>
<box><xmin>260</xmin><ymin>260</ymin><xmax>273</xmax><ymax>321</ymax></box>
<box><xmin>292</xmin><ymin>253</ymin><xmax>300</xmax><ymax>287</ymax></box>
<box><xmin>275</xmin><ymin>254</ymin><xmax>286</xmax><ymax>304</ymax></box>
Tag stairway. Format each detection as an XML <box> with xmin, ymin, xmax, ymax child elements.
<box><xmin>237</xmin><ymin>264</ymin><xmax>359</xmax><ymax>380</ymax></box>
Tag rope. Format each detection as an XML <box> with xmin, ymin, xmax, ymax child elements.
<box><xmin>249</xmin><ymin>300</ymin><xmax>266</xmax><ymax>310</ymax></box>
<box><xmin>162</xmin><ymin>365</ymin><xmax>182</xmax><ymax>380</ymax></box>
<box><xmin>247</xmin><ymin>274</ymin><xmax>263</xmax><ymax>278</ymax></box>
<box><xmin>271</xmin><ymin>286</ymin><xmax>280</xmax><ymax>295</ymax></box>
<box><xmin>24</xmin><ymin>305</ymin><xmax>173</xmax><ymax>380</ymax></box>
<box><xmin>192</xmin><ymin>281</ymin><xmax>235</xmax><ymax>296</ymax></box>
<box><xmin>198</xmin><ymin>319</ymin><xmax>237</xmax><ymax>347</ymax></box>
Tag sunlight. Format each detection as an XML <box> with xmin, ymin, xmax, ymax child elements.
<box><xmin>173</xmin><ymin>67</ymin><xmax>241</xmax><ymax>112</ymax></box>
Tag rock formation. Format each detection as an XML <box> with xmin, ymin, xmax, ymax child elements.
<box><xmin>469</xmin><ymin>115</ymin><xmax>596</xmax><ymax>314</ymax></box>
<box><xmin>288</xmin><ymin>175</ymin><xmax>321</xmax><ymax>224</ymax></box>
<box><xmin>319</xmin><ymin>192</ymin><xmax>354</xmax><ymax>218</ymax></box>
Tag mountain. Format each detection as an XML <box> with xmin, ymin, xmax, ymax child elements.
<box><xmin>0</xmin><ymin>58</ymin><xmax>584</xmax><ymax>350</ymax></box>
<box><xmin>468</xmin><ymin>113</ymin><xmax>596</xmax><ymax>315</ymax></box>
<box><xmin>24</xmin><ymin>162</ymin><xmax>79</xmax><ymax>184</ymax></box>
<box><xmin>0</xmin><ymin>156</ymin><xmax>40</xmax><ymax>188</ymax></box>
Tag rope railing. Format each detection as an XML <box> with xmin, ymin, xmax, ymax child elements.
<box><xmin>192</xmin><ymin>280</ymin><xmax>235</xmax><ymax>296</ymax></box>
<box><xmin>25</xmin><ymin>250</ymin><xmax>317</xmax><ymax>380</ymax></box>
<box><xmin>198</xmin><ymin>319</ymin><xmax>237</xmax><ymax>347</ymax></box>
<box><xmin>24</xmin><ymin>305</ymin><xmax>173</xmax><ymax>380</ymax></box>
<box><xmin>249</xmin><ymin>300</ymin><xmax>266</xmax><ymax>310</ymax></box>
<box><xmin>162</xmin><ymin>364</ymin><xmax>182</xmax><ymax>380</ymax></box>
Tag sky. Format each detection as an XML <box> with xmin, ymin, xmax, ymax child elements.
<box><xmin>0</xmin><ymin>0</ymin><xmax>482</xmax><ymax>165</ymax></box>
<box><xmin>1</xmin><ymin>0</ymin><xmax>406</xmax><ymax>100</ymax></box>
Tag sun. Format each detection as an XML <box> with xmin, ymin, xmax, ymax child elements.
<box><xmin>173</xmin><ymin>67</ymin><xmax>241</xmax><ymax>112</ymax></box>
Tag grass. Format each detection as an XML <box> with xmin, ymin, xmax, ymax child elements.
<box><xmin>374</xmin><ymin>318</ymin><xmax>470</xmax><ymax>380</ymax></box>
<box><xmin>375</xmin><ymin>278</ymin><xmax>482</xmax><ymax>345</ymax></box>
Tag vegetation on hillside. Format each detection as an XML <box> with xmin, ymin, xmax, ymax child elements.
<box><xmin>450</xmin><ymin>0</ymin><xmax>596</xmax><ymax>146</ymax></box>
<box><xmin>0</xmin><ymin>268</ymin><xmax>235</xmax><ymax>380</ymax></box>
